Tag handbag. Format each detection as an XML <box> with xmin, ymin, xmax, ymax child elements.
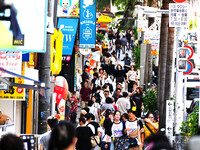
<box><xmin>91</xmin><ymin>135</ymin><xmax>100</xmax><ymax>147</ymax></box>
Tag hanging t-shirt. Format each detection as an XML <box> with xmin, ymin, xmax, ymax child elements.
<box><xmin>111</xmin><ymin>122</ymin><xmax>124</xmax><ymax>137</ymax></box>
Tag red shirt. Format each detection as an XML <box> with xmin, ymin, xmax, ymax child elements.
<box><xmin>80</xmin><ymin>87</ymin><xmax>92</xmax><ymax>101</ymax></box>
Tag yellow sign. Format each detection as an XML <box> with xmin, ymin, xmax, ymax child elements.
<box><xmin>0</xmin><ymin>77</ymin><xmax>25</xmax><ymax>100</ymax></box>
<box><xmin>51</xmin><ymin>29</ymin><xmax>63</xmax><ymax>75</ymax></box>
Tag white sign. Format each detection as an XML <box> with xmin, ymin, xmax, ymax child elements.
<box><xmin>144</xmin><ymin>32</ymin><xmax>160</xmax><ymax>53</ymax></box>
<box><xmin>169</xmin><ymin>3</ymin><xmax>188</xmax><ymax>27</ymax></box>
<box><xmin>138</xmin><ymin>20</ymin><xmax>148</xmax><ymax>31</ymax></box>
<box><xmin>166</xmin><ymin>100</ymin><xmax>174</xmax><ymax>145</ymax></box>
<box><xmin>0</xmin><ymin>52</ymin><xmax>22</xmax><ymax>77</ymax></box>
<box><xmin>79</xmin><ymin>48</ymin><xmax>91</xmax><ymax>55</ymax></box>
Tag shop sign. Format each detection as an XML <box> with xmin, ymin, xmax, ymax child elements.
<box><xmin>0</xmin><ymin>51</ymin><xmax>22</xmax><ymax>77</ymax></box>
<box><xmin>57</xmin><ymin>18</ymin><xmax>79</xmax><ymax>55</ymax></box>
<box><xmin>0</xmin><ymin>77</ymin><xmax>25</xmax><ymax>100</ymax></box>
<box><xmin>79</xmin><ymin>0</ymin><xmax>96</xmax><ymax>48</ymax></box>
<box><xmin>0</xmin><ymin>0</ymin><xmax>47</xmax><ymax>53</ymax></box>
<box><xmin>144</xmin><ymin>32</ymin><xmax>160</xmax><ymax>55</ymax></box>
<box><xmin>57</xmin><ymin>0</ymin><xmax>79</xmax><ymax>18</ymax></box>
<box><xmin>137</xmin><ymin>20</ymin><xmax>148</xmax><ymax>31</ymax></box>
<box><xmin>169</xmin><ymin>3</ymin><xmax>188</xmax><ymax>27</ymax></box>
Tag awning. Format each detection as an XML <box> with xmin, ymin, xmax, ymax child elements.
<box><xmin>0</xmin><ymin>68</ymin><xmax>45</xmax><ymax>91</ymax></box>
<box><xmin>97</xmin><ymin>14</ymin><xmax>112</xmax><ymax>23</ymax></box>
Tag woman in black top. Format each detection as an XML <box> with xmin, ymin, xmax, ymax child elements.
<box><xmin>76</xmin><ymin>116</ymin><xmax>93</xmax><ymax>150</ymax></box>
<box><xmin>130</xmin><ymin>87</ymin><xmax>144</xmax><ymax>117</ymax></box>
<box><xmin>114</xmin><ymin>64</ymin><xmax>125</xmax><ymax>84</ymax></box>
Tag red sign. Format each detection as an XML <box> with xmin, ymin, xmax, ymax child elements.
<box><xmin>183</xmin><ymin>61</ymin><xmax>193</xmax><ymax>75</ymax></box>
<box><xmin>184</xmin><ymin>45</ymin><xmax>194</xmax><ymax>59</ymax></box>
<box><xmin>54</xmin><ymin>86</ymin><xmax>65</xmax><ymax>105</ymax></box>
<box><xmin>173</xmin><ymin>0</ymin><xmax>186</xmax><ymax>3</ymax></box>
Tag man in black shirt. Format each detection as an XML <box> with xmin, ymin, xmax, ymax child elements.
<box><xmin>115</xmin><ymin>36</ymin><xmax>122</xmax><ymax>58</ymax></box>
<box><xmin>82</xmin><ymin>66</ymin><xmax>90</xmax><ymax>86</ymax></box>
<box><xmin>126</xmin><ymin>30</ymin><xmax>131</xmax><ymax>50</ymax></box>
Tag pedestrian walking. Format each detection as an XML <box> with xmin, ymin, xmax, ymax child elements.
<box><xmin>111</xmin><ymin>111</ymin><xmax>129</xmax><ymax>150</ymax></box>
<box><xmin>79</xmin><ymin>81</ymin><xmax>92</xmax><ymax>108</ymax></box>
<box><xmin>91</xmin><ymin>73</ymin><xmax>101</xmax><ymax>94</ymax></box>
<box><xmin>130</xmin><ymin>87</ymin><xmax>144</xmax><ymax>118</ymax></box>
<box><xmin>114</xmin><ymin>64</ymin><xmax>125</xmax><ymax>84</ymax></box>
<box><xmin>116</xmin><ymin>92</ymin><xmax>130</xmax><ymax>114</ymax></box>
<box><xmin>69</xmin><ymin>91</ymin><xmax>78</xmax><ymax>115</ymax></box>
<box><xmin>48</xmin><ymin>121</ymin><xmax>76</xmax><ymax>150</ymax></box>
<box><xmin>115</xmin><ymin>36</ymin><xmax>122</xmax><ymax>58</ymax></box>
<box><xmin>100</xmin><ymin>118</ymin><xmax>112</xmax><ymax>150</ymax></box>
<box><xmin>143</xmin><ymin>113</ymin><xmax>159</xmax><ymax>140</ymax></box>
<box><xmin>112</xmin><ymin>88</ymin><xmax>122</xmax><ymax>103</ymax></box>
<box><xmin>101</xmin><ymin>97</ymin><xmax>115</xmax><ymax>112</ymax></box>
<box><xmin>126</xmin><ymin>65</ymin><xmax>138</xmax><ymax>91</ymax></box>
<box><xmin>75</xmin><ymin>116</ymin><xmax>94</xmax><ymax>150</ymax></box>
<box><xmin>126</xmin><ymin>30</ymin><xmax>131</xmax><ymax>50</ymax></box>
<box><xmin>39</xmin><ymin>116</ymin><xmax>58</xmax><ymax>150</ymax></box>
<box><xmin>124</xmin><ymin>109</ymin><xmax>143</xmax><ymax>150</ymax></box>
<box><xmin>82</xmin><ymin>65</ymin><xmax>91</xmax><ymax>86</ymax></box>
<box><xmin>121</xmin><ymin>36</ymin><xmax>128</xmax><ymax>54</ymax></box>
<box><xmin>109</xmin><ymin>52</ymin><xmax>117</xmax><ymax>76</ymax></box>
<box><xmin>121</xmin><ymin>53</ymin><xmax>132</xmax><ymax>67</ymax></box>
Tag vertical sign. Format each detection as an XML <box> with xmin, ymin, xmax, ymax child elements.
<box><xmin>169</xmin><ymin>3</ymin><xmax>188</xmax><ymax>27</ymax></box>
<box><xmin>80</xmin><ymin>0</ymin><xmax>96</xmax><ymax>48</ymax></box>
<box><xmin>166</xmin><ymin>100</ymin><xmax>174</xmax><ymax>145</ymax></box>
<box><xmin>57</xmin><ymin>18</ymin><xmax>79</xmax><ymax>55</ymax></box>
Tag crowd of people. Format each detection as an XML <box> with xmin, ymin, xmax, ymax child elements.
<box><xmin>0</xmin><ymin>29</ymin><xmax>171</xmax><ymax>150</ymax></box>
<box><xmin>47</xmin><ymin>29</ymin><xmax>162</xmax><ymax>150</ymax></box>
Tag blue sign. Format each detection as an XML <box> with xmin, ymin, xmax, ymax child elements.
<box><xmin>79</xmin><ymin>0</ymin><xmax>96</xmax><ymax>48</ymax></box>
<box><xmin>57</xmin><ymin>18</ymin><xmax>79</xmax><ymax>55</ymax></box>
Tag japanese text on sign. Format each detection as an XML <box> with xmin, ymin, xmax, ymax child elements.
<box><xmin>169</xmin><ymin>3</ymin><xmax>188</xmax><ymax>27</ymax></box>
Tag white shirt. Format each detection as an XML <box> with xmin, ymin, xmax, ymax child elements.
<box><xmin>116</xmin><ymin>97</ymin><xmax>130</xmax><ymax>114</ymax></box>
<box><xmin>110</xmin><ymin>56</ymin><xmax>116</xmax><ymax>65</ymax></box>
<box><xmin>125</xmin><ymin>120</ymin><xmax>138</xmax><ymax>135</ymax></box>
<box><xmin>111</xmin><ymin>122</ymin><xmax>124</xmax><ymax>137</ymax></box>
<box><xmin>127</xmin><ymin>70</ymin><xmax>137</xmax><ymax>81</ymax></box>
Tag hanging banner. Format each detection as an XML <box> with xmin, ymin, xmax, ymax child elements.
<box><xmin>0</xmin><ymin>77</ymin><xmax>25</xmax><ymax>100</ymax></box>
<box><xmin>54</xmin><ymin>85</ymin><xmax>65</xmax><ymax>105</ymax></box>
<box><xmin>0</xmin><ymin>0</ymin><xmax>47</xmax><ymax>53</ymax></box>
<box><xmin>169</xmin><ymin>3</ymin><xmax>188</xmax><ymax>27</ymax></box>
<box><xmin>0</xmin><ymin>51</ymin><xmax>22</xmax><ymax>77</ymax></box>
<box><xmin>57</xmin><ymin>0</ymin><xmax>79</xmax><ymax>18</ymax></box>
<box><xmin>79</xmin><ymin>0</ymin><xmax>96</xmax><ymax>48</ymax></box>
<box><xmin>57</xmin><ymin>18</ymin><xmax>79</xmax><ymax>55</ymax></box>
<box><xmin>144</xmin><ymin>32</ymin><xmax>160</xmax><ymax>55</ymax></box>
<box><xmin>137</xmin><ymin>20</ymin><xmax>148</xmax><ymax>31</ymax></box>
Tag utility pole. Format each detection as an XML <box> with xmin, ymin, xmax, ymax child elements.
<box><xmin>174</xmin><ymin>27</ymin><xmax>184</xmax><ymax>134</ymax></box>
<box><xmin>38</xmin><ymin>0</ymin><xmax>53</xmax><ymax>134</ymax></box>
